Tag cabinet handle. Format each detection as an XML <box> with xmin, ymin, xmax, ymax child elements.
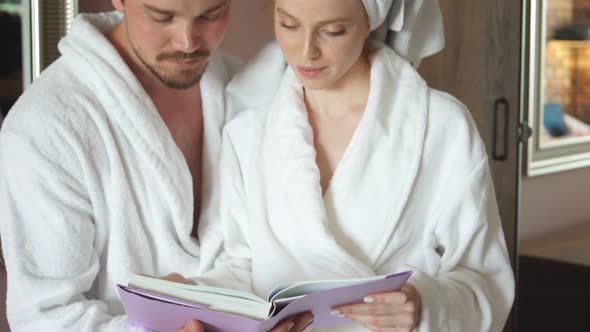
<box><xmin>492</xmin><ymin>98</ymin><xmax>509</xmax><ymax>161</ymax></box>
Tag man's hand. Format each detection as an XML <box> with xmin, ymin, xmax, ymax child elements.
<box><xmin>161</xmin><ymin>273</ymin><xmax>195</xmax><ymax>285</ymax></box>
<box><xmin>331</xmin><ymin>283</ymin><xmax>421</xmax><ymax>332</ymax></box>
<box><xmin>163</xmin><ymin>274</ymin><xmax>200</xmax><ymax>332</ymax></box>
<box><xmin>175</xmin><ymin>320</ymin><xmax>204</xmax><ymax>332</ymax></box>
<box><xmin>164</xmin><ymin>275</ymin><xmax>313</xmax><ymax>332</ymax></box>
<box><xmin>270</xmin><ymin>312</ymin><xmax>314</xmax><ymax>332</ymax></box>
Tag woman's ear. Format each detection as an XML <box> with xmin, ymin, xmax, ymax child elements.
<box><xmin>365</xmin><ymin>26</ymin><xmax>372</xmax><ymax>40</ymax></box>
<box><xmin>363</xmin><ymin>11</ymin><xmax>372</xmax><ymax>39</ymax></box>
<box><xmin>112</xmin><ymin>0</ymin><xmax>124</xmax><ymax>12</ymax></box>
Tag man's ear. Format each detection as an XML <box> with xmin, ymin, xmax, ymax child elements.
<box><xmin>112</xmin><ymin>0</ymin><xmax>124</xmax><ymax>12</ymax></box>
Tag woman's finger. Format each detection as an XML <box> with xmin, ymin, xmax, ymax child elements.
<box><xmin>344</xmin><ymin>312</ymin><xmax>416</xmax><ymax>328</ymax></box>
<box><xmin>334</xmin><ymin>302</ymin><xmax>414</xmax><ymax>316</ymax></box>
<box><xmin>364</xmin><ymin>325</ymin><xmax>413</xmax><ymax>332</ymax></box>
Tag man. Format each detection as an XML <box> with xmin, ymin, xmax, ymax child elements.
<box><xmin>0</xmin><ymin>0</ymin><xmax>239</xmax><ymax>330</ymax></box>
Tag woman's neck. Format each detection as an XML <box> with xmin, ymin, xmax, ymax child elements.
<box><xmin>304</xmin><ymin>55</ymin><xmax>371</xmax><ymax>117</ymax></box>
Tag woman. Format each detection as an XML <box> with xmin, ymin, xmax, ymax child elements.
<box><xmin>193</xmin><ymin>0</ymin><xmax>515</xmax><ymax>331</ymax></box>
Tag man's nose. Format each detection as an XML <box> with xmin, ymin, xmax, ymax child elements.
<box><xmin>174</xmin><ymin>22</ymin><xmax>202</xmax><ymax>53</ymax></box>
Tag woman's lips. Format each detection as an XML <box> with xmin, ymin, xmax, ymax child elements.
<box><xmin>297</xmin><ymin>66</ymin><xmax>326</xmax><ymax>79</ymax></box>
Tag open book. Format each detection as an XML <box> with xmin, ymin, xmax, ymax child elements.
<box><xmin>118</xmin><ymin>270</ymin><xmax>412</xmax><ymax>332</ymax></box>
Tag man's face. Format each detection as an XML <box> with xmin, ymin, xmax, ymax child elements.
<box><xmin>114</xmin><ymin>0</ymin><xmax>231</xmax><ymax>89</ymax></box>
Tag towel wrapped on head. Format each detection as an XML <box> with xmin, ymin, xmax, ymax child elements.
<box><xmin>362</xmin><ymin>0</ymin><xmax>445</xmax><ymax>65</ymax></box>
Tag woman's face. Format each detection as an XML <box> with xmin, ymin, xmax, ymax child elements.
<box><xmin>274</xmin><ymin>0</ymin><xmax>370</xmax><ymax>90</ymax></box>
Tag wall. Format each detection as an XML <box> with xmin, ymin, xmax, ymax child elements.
<box><xmin>520</xmin><ymin>166</ymin><xmax>590</xmax><ymax>241</ymax></box>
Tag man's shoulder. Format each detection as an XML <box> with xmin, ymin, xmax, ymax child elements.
<box><xmin>15</xmin><ymin>57</ymin><xmax>95</xmax><ymax>111</ymax></box>
<box><xmin>3</xmin><ymin>58</ymin><xmax>102</xmax><ymax>145</ymax></box>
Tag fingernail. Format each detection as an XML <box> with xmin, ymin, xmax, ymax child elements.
<box><xmin>364</xmin><ymin>297</ymin><xmax>375</xmax><ymax>303</ymax></box>
<box><xmin>330</xmin><ymin>310</ymin><xmax>342</xmax><ymax>316</ymax></box>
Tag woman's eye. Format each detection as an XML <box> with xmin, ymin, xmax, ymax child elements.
<box><xmin>280</xmin><ymin>22</ymin><xmax>299</xmax><ymax>30</ymax></box>
<box><xmin>323</xmin><ymin>27</ymin><xmax>347</xmax><ymax>36</ymax></box>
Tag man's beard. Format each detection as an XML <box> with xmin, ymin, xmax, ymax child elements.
<box><xmin>133</xmin><ymin>45</ymin><xmax>211</xmax><ymax>90</ymax></box>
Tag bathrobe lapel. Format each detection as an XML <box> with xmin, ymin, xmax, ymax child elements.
<box><xmin>60</xmin><ymin>14</ymin><xmax>229</xmax><ymax>256</ymax></box>
<box><xmin>260</xmin><ymin>45</ymin><xmax>428</xmax><ymax>277</ymax></box>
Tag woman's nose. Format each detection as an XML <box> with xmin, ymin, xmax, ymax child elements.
<box><xmin>302</xmin><ymin>35</ymin><xmax>321</xmax><ymax>60</ymax></box>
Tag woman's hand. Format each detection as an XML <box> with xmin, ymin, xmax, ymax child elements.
<box><xmin>270</xmin><ymin>312</ymin><xmax>314</xmax><ymax>332</ymax></box>
<box><xmin>331</xmin><ymin>284</ymin><xmax>421</xmax><ymax>332</ymax></box>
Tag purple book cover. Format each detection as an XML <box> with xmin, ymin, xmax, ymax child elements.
<box><xmin>118</xmin><ymin>270</ymin><xmax>412</xmax><ymax>332</ymax></box>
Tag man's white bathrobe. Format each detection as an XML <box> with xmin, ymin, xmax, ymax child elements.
<box><xmin>0</xmin><ymin>13</ymin><xmax>238</xmax><ymax>331</ymax></box>
<box><xmin>204</xmin><ymin>44</ymin><xmax>515</xmax><ymax>331</ymax></box>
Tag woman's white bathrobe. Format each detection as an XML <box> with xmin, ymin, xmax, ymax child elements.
<box><xmin>0</xmin><ymin>13</ymin><xmax>239</xmax><ymax>331</ymax></box>
<box><xmin>203</xmin><ymin>44</ymin><xmax>515</xmax><ymax>331</ymax></box>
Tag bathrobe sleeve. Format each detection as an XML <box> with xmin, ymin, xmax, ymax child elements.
<box><xmin>0</xmin><ymin>126</ymin><xmax>131</xmax><ymax>331</ymax></box>
<box><xmin>197</xmin><ymin>124</ymin><xmax>254</xmax><ymax>292</ymax></box>
<box><xmin>408</xmin><ymin>158</ymin><xmax>515</xmax><ymax>332</ymax></box>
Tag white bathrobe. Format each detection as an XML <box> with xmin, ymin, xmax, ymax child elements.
<box><xmin>203</xmin><ymin>43</ymin><xmax>515</xmax><ymax>331</ymax></box>
<box><xmin>0</xmin><ymin>13</ymin><xmax>239</xmax><ymax>332</ymax></box>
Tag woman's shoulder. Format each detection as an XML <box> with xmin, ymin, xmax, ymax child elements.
<box><xmin>424</xmin><ymin>88</ymin><xmax>488</xmax><ymax>162</ymax></box>
<box><xmin>427</xmin><ymin>89</ymin><xmax>472</xmax><ymax>124</ymax></box>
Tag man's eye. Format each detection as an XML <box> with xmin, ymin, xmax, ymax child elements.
<box><xmin>201</xmin><ymin>6</ymin><xmax>227</xmax><ymax>21</ymax></box>
<box><xmin>152</xmin><ymin>15</ymin><xmax>173</xmax><ymax>23</ymax></box>
<box><xmin>200</xmin><ymin>12</ymin><xmax>221</xmax><ymax>21</ymax></box>
<box><xmin>201</xmin><ymin>15</ymin><xmax>219</xmax><ymax>21</ymax></box>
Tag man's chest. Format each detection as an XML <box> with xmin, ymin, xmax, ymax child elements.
<box><xmin>159</xmin><ymin>108</ymin><xmax>204</xmax><ymax>180</ymax></box>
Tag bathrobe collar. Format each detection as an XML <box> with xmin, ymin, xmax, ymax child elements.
<box><xmin>261</xmin><ymin>43</ymin><xmax>428</xmax><ymax>278</ymax></box>
<box><xmin>59</xmin><ymin>13</ymin><xmax>228</xmax><ymax>252</ymax></box>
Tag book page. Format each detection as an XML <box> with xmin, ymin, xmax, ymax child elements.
<box><xmin>268</xmin><ymin>275</ymin><xmax>385</xmax><ymax>301</ymax></box>
<box><xmin>131</xmin><ymin>275</ymin><xmax>266</xmax><ymax>303</ymax></box>
<box><xmin>129</xmin><ymin>275</ymin><xmax>272</xmax><ymax>320</ymax></box>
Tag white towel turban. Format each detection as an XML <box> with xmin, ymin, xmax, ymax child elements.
<box><xmin>362</xmin><ymin>0</ymin><xmax>445</xmax><ymax>65</ymax></box>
